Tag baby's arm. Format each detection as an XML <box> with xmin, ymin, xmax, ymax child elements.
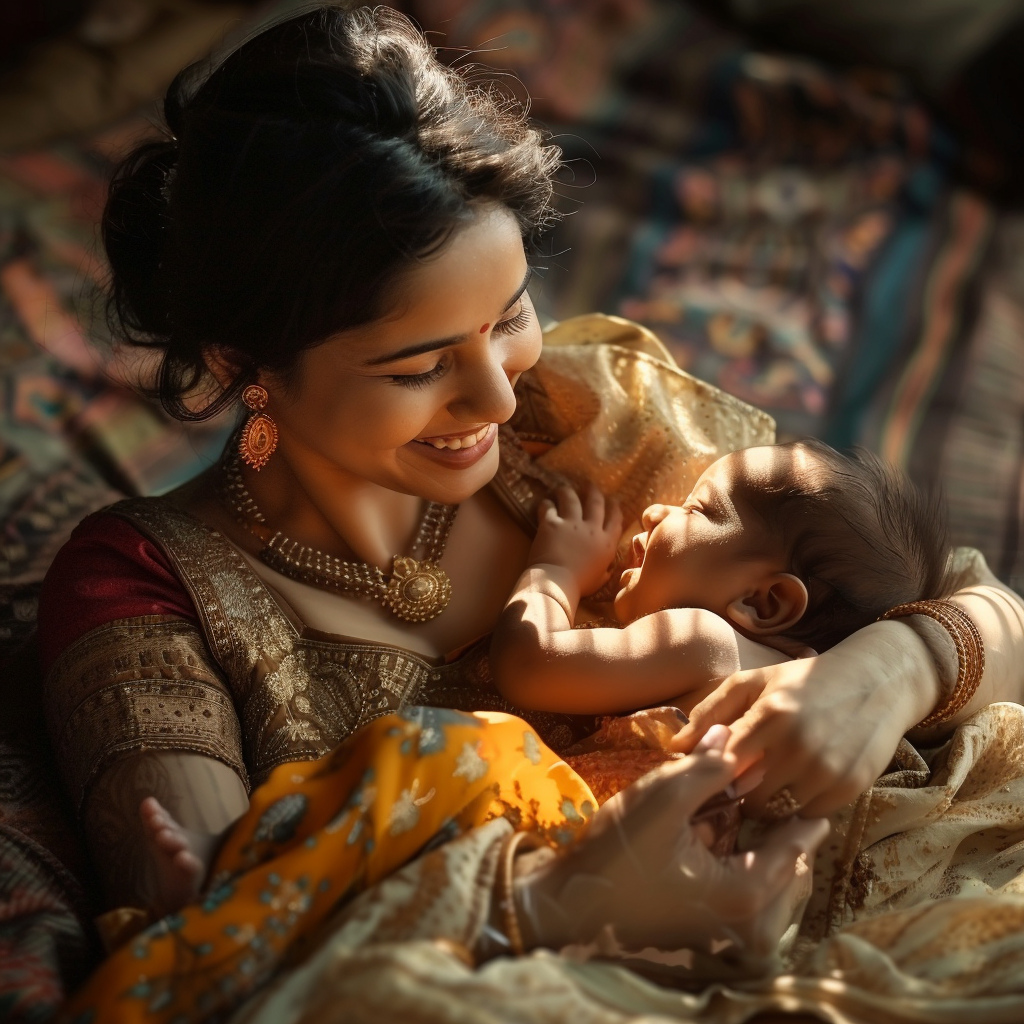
<box><xmin>491</xmin><ymin>487</ymin><xmax>779</xmax><ymax>714</ymax></box>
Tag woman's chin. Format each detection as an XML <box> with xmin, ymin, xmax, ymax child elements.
<box><xmin>396</xmin><ymin>432</ymin><xmax>501</xmax><ymax>503</ymax></box>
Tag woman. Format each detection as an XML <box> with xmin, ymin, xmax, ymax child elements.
<box><xmin>37</xmin><ymin>5</ymin><xmax>1024</xmax><ymax>1022</ymax></box>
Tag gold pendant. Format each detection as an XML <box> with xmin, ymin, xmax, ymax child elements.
<box><xmin>383</xmin><ymin>556</ymin><xmax>452</xmax><ymax>622</ymax></box>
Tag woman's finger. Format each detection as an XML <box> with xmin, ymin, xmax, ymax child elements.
<box><xmin>715</xmin><ymin>816</ymin><xmax>830</xmax><ymax>920</ymax></box>
<box><xmin>671</xmin><ymin>676</ymin><xmax>765</xmax><ymax>753</ymax></box>
<box><xmin>537</xmin><ymin>498</ymin><xmax>557</xmax><ymax>524</ymax></box>
<box><xmin>624</xmin><ymin>742</ymin><xmax>741</xmax><ymax>819</ymax></box>
<box><xmin>737</xmin><ymin>749</ymin><xmax>815</xmax><ymax>819</ymax></box>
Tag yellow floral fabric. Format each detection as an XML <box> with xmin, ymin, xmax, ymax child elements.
<box><xmin>60</xmin><ymin>709</ymin><xmax>596</xmax><ymax>1024</ymax></box>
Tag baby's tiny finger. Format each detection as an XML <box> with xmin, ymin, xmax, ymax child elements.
<box><xmin>557</xmin><ymin>485</ymin><xmax>583</xmax><ymax>519</ymax></box>
<box><xmin>583</xmin><ymin>483</ymin><xmax>605</xmax><ymax>521</ymax></box>
<box><xmin>604</xmin><ymin>498</ymin><xmax>623</xmax><ymax>533</ymax></box>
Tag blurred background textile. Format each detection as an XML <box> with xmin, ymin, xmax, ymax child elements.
<box><xmin>2</xmin><ymin>0</ymin><xmax>1024</xmax><ymax>1018</ymax></box>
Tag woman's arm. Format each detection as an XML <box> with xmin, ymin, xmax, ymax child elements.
<box><xmin>674</xmin><ymin>550</ymin><xmax>1024</xmax><ymax>818</ymax></box>
<box><xmin>40</xmin><ymin>512</ymin><xmax>251</xmax><ymax>912</ymax></box>
<box><xmin>928</xmin><ymin>549</ymin><xmax>1024</xmax><ymax>720</ymax></box>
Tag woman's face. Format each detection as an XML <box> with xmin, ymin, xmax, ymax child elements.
<box><xmin>265</xmin><ymin>204</ymin><xmax>542</xmax><ymax>503</ymax></box>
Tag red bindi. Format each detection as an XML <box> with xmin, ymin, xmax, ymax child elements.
<box><xmin>479</xmin><ymin>323</ymin><xmax>491</xmax><ymax>334</ymax></box>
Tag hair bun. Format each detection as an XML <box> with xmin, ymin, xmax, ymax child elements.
<box><xmin>103</xmin><ymin>140</ymin><xmax>180</xmax><ymax>339</ymax></box>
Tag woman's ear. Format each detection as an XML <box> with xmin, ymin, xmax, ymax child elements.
<box><xmin>725</xmin><ymin>573</ymin><xmax>808</xmax><ymax>635</ymax></box>
<box><xmin>204</xmin><ymin>347</ymin><xmax>245</xmax><ymax>392</ymax></box>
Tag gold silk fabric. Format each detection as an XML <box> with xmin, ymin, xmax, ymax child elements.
<box><xmin>45</xmin><ymin>314</ymin><xmax>774</xmax><ymax>810</ymax></box>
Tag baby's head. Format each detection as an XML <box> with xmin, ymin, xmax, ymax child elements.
<box><xmin>614</xmin><ymin>440</ymin><xmax>950</xmax><ymax>651</ymax></box>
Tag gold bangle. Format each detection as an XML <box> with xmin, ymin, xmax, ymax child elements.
<box><xmin>498</xmin><ymin>830</ymin><xmax>546</xmax><ymax>956</ymax></box>
<box><xmin>878</xmin><ymin>599</ymin><xmax>985</xmax><ymax>728</ymax></box>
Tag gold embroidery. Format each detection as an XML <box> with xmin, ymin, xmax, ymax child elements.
<box><xmin>44</xmin><ymin>616</ymin><xmax>246</xmax><ymax>812</ymax></box>
<box><xmin>104</xmin><ymin>500</ymin><xmax>593</xmax><ymax>786</ymax></box>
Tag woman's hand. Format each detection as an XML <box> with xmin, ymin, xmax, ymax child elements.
<box><xmin>671</xmin><ymin>621</ymin><xmax>940</xmax><ymax>818</ymax></box>
<box><xmin>514</xmin><ymin>726</ymin><xmax>829</xmax><ymax>958</ymax></box>
<box><xmin>528</xmin><ymin>484</ymin><xmax>622</xmax><ymax>597</ymax></box>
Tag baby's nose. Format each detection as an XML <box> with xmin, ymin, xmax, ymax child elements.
<box><xmin>641</xmin><ymin>503</ymin><xmax>671</xmax><ymax>531</ymax></box>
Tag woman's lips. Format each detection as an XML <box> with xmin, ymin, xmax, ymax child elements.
<box><xmin>406</xmin><ymin>422</ymin><xmax>498</xmax><ymax>468</ymax></box>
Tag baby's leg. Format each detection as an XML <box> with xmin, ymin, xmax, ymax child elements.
<box><xmin>84</xmin><ymin>752</ymin><xmax>248</xmax><ymax>915</ymax></box>
<box><xmin>139</xmin><ymin>796</ymin><xmax>221</xmax><ymax>914</ymax></box>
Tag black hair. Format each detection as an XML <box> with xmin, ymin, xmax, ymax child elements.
<box><xmin>742</xmin><ymin>439</ymin><xmax>952</xmax><ymax>651</ymax></box>
<box><xmin>103</xmin><ymin>4</ymin><xmax>561</xmax><ymax>420</ymax></box>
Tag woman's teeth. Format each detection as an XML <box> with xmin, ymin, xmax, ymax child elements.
<box><xmin>416</xmin><ymin>426</ymin><xmax>490</xmax><ymax>450</ymax></box>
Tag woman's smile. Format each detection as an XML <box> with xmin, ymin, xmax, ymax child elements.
<box><xmin>407</xmin><ymin>422</ymin><xmax>498</xmax><ymax>466</ymax></box>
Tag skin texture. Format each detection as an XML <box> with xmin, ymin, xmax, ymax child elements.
<box><xmin>515</xmin><ymin>726</ymin><xmax>830</xmax><ymax>956</ymax></box>
<box><xmin>675</xmin><ymin>561</ymin><xmax>1024</xmax><ymax>818</ymax></box>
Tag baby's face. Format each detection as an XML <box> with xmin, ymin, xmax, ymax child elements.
<box><xmin>614</xmin><ymin>447</ymin><xmax>783</xmax><ymax>623</ymax></box>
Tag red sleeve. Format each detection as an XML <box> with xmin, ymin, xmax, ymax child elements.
<box><xmin>37</xmin><ymin>511</ymin><xmax>200</xmax><ymax>676</ymax></box>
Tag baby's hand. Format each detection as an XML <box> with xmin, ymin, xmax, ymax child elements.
<box><xmin>529</xmin><ymin>484</ymin><xmax>623</xmax><ymax>596</ymax></box>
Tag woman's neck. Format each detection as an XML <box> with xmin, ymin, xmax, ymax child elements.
<box><xmin>242</xmin><ymin>446</ymin><xmax>426</xmax><ymax>570</ymax></box>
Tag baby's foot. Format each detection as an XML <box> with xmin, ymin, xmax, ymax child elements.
<box><xmin>139</xmin><ymin>796</ymin><xmax>206</xmax><ymax>915</ymax></box>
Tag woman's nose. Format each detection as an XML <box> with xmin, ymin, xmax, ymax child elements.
<box><xmin>449</xmin><ymin>350</ymin><xmax>518</xmax><ymax>424</ymax></box>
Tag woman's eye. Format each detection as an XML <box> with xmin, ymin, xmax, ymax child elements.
<box><xmin>493</xmin><ymin>303</ymin><xmax>533</xmax><ymax>336</ymax></box>
<box><xmin>389</xmin><ymin>360</ymin><xmax>448</xmax><ymax>389</ymax></box>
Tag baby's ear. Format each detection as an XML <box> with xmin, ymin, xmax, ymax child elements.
<box><xmin>725</xmin><ymin>573</ymin><xmax>808</xmax><ymax>635</ymax></box>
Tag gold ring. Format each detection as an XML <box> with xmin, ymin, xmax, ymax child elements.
<box><xmin>762</xmin><ymin>787</ymin><xmax>801</xmax><ymax>821</ymax></box>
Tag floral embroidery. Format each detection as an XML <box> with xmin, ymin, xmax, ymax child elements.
<box><xmin>388</xmin><ymin>778</ymin><xmax>437</xmax><ymax>835</ymax></box>
<box><xmin>453</xmin><ymin>741</ymin><xmax>489</xmax><ymax>783</ymax></box>
<box><xmin>521</xmin><ymin>731</ymin><xmax>542</xmax><ymax>765</ymax></box>
<box><xmin>253</xmin><ymin>793</ymin><xmax>308</xmax><ymax>844</ymax></box>
<box><xmin>66</xmin><ymin>712</ymin><xmax>597</xmax><ymax>1024</ymax></box>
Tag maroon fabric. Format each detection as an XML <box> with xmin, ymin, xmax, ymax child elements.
<box><xmin>37</xmin><ymin>512</ymin><xmax>199</xmax><ymax>676</ymax></box>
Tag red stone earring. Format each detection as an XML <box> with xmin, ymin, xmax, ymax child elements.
<box><xmin>238</xmin><ymin>384</ymin><xmax>278</xmax><ymax>471</ymax></box>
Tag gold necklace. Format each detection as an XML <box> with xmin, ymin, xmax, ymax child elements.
<box><xmin>222</xmin><ymin>457</ymin><xmax>458</xmax><ymax>622</ymax></box>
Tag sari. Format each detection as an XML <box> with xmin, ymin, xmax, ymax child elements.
<box><xmin>62</xmin><ymin>709</ymin><xmax>596</xmax><ymax>1023</ymax></box>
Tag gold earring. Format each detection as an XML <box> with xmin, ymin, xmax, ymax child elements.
<box><xmin>238</xmin><ymin>384</ymin><xmax>278</xmax><ymax>471</ymax></box>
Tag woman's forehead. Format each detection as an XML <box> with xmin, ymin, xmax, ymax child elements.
<box><xmin>328</xmin><ymin>204</ymin><xmax>529</xmax><ymax>361</ymax></box>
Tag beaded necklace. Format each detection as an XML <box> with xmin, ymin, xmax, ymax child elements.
<box><xmin>221</xmin><ymin>457</ymin><xmax>458</xmax><ymax>622</ymax></box>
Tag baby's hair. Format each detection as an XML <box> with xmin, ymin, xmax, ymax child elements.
<box><xmin>742</xmin><ymin>439</ymin><xmax>951</xmax><ymax>651</ymax></box>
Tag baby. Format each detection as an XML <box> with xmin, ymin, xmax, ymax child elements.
<box><xmin>491</xmin><ymin>439</ymin><xmax>951</xmax><ymax>716</ymax></box>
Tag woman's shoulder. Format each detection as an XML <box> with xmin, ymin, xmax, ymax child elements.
<box><xmin>37</xmin><ymin>503</ymin><xmax>199</xmax><ymax>675</ymax></box>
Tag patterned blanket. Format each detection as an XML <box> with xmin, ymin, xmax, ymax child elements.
<box><xmin>2</xmin><ymin>1</ymin><xmax>1024</xmax><ymax>1019</ymax></box>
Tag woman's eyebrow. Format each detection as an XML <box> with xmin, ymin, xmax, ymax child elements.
<box><xmin>364</xmin><ymin>267</ymin><xmax>534</xmax><ymax>367</ymax></box>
